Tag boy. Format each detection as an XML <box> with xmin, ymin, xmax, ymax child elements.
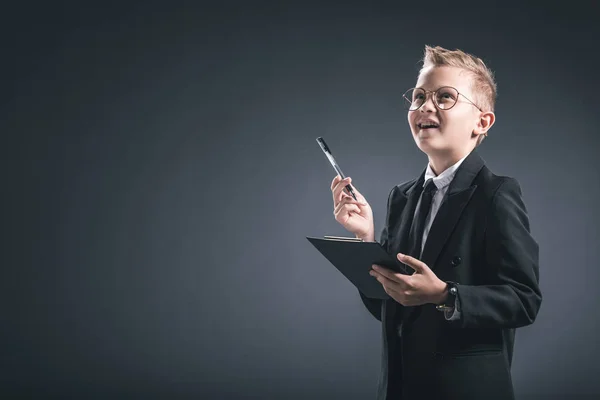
<box><xmin>330</xmin><ymin>45</ymin><xmax>541</xmax><ymax>400</ymax></box>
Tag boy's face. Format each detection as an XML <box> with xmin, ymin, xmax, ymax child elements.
<box><xmin>407</xmin><ymin>66</ymin><xmax>482</xmax><ymax>156</ymax></box>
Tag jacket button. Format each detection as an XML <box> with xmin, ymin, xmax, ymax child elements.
<box><xmin>451</xmin><ymin>256</ymin><xmax>462</xmax><ymax>267</ymax></box>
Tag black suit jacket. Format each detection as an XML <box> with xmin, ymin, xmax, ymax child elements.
<box><xmin>359</xmin><ymin>150</ymin><xmax>542</xmax><ymax>400</ymax></box>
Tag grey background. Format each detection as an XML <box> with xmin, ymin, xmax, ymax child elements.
<box><xmin>3</xmin><ymin>1</ymin><xmax>600</xmax><ymax>399</ymax></box>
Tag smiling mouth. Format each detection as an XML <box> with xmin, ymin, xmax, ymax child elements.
<box><xmin>417</xmin><ymin>123</ymin><xmax>440</xmax><ymax>129</ymax></box>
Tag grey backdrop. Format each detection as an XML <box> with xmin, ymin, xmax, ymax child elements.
<box><xmin>3</xmin><ymin>1</ymin><xmax>600</xmax><ymax>399</ymax></box>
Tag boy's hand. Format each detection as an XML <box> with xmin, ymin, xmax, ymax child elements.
<box><xmin>330</xmin><ymin>175</ymin><xmax>374</xmax><ymax>240</ymax></box>
<box><xmin>369</xmin><ymin>253</ymin><xmax>448</xmax><ymax>306</ymax></box>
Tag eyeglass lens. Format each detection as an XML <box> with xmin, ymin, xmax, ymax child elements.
<box><xmin>403</xmin><ymin>87</ymin><xmax>459</xmax><ymax>110</ymax></box>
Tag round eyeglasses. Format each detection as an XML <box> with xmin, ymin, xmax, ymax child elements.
<box><xmin>402</xmin><ymin>86</ymin><xmax>482</xmax><ymax>112</ymax></box>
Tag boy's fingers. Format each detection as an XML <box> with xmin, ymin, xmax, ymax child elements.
<box><xmin>340</xmin><ymin>192</ymin><xmax>367</xmax><ymax>206</ymax></box>
<box><xmin>331</xmin><ymin>177</ymin><xmax>368</xmax><ymax>208</ymax></box>
<box><xmin>338</xmin><ymin>187</ymin><xmax>359</xmax><ymax>203</ymax></box>
<box><xmin>334</xmin><ymin>202</ymin><xmax>361</xmax><ymax>218</ymax></box>
<box><xmin>371</xmin><ymin>273</ymin><xmax>403</xmax><ymax>296</ymax></box>
<box><xmin>332</xmin><ymin>177</ymin><xmax>352</xmax><ymax>201</ymax></box>
<box><xmin>334</xmin><ymin>198</ymin><xmax>353</xmax><ymax>214</ymax></box>
<box><xmin>331</xmin><ymin>175</ymin><xmax>349</xmax><ymax>191</ymax></box>
<box><xmin>397</xmin><ymin>253</ymin><xmax>427</xmax><ymax>273</ymax></box>
<box><xmin>330</xmin><ymin>175</ymin><xmax>342</xmax><ymax>191</ymax></box>
<box><xmin>350</xmin><ymin>185</ymin><xmax>365</xmax><ymax>202</ymax></box>
<box><xmin>371</xmin><ymin>266</ymin><xmax>409</xmax><ymax>285</ymax></box>
<box><xmin>343</xmin><ymin>197</ymin><xmax>366</xmax><ymax>207</ymax></box>
<box><xmin>342</xmin><ymin>181</ymin><xmax>364</xmax><ymax>201</ymax></box>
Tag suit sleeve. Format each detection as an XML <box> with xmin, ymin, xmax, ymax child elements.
<box><xmin>449</xmin><ymin>178</ymin><xmax>542</xmax><ymax>329</ymax></box>
<box><xmin>358</xmin><ymin>186</ymin><xmax>398</xmax><ymax>321</ymax></box>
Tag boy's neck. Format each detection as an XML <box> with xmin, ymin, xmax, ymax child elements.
<box><xmin>427</xmin><ymin>148</ymin><xmax>473</xmax><ymax>176</ymax></box>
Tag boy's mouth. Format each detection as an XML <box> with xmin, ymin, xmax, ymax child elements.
<box><xmin>417</xmin><ymin>122</ymin><xmax>440</xmax><ymax>130</ymax></box>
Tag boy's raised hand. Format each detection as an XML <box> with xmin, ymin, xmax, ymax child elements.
<box><xmin>330</xmin><ymin>175</ymin><xmax>374</xmax><ymax>241</ymax></box>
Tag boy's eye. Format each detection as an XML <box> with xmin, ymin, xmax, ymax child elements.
<box><xmin>437</xmin><ymin>91</ymin><xmax>456</xmax><ymax>100</ymax></box>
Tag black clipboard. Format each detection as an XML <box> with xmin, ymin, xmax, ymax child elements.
<box><xmin>306</xmin><ymin>236</ymin><xmax>408</xmax><ymax>300</ymax></box>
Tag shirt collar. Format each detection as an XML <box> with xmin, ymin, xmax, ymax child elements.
<box><xmin>424</xmin><ymin>153</ymin><xmax>469</xmax><ymax>190</ymax></box>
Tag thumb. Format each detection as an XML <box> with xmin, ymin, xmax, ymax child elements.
<box><xmin>397</xmin><ymin>253</ymin><xmax>427</xmax><ymax>273</ymax></box>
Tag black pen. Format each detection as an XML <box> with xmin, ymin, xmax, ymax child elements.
<box><xmin>316</xmin><ymin>137</ymin><xmax>358</xmax><ymax>201</ymax></box>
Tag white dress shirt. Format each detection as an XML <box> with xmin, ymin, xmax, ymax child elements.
<box><xmin>412</xmin><ymin>153</ymin><xmax>468</xmax><ymax>320</ymax></box>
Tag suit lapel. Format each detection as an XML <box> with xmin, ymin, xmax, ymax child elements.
<box><xmin>384</xmin><ymin>171</ymin><xmax>424</xmax><ymax>338</ymax></box>
<box><xmin>400</xmin><ymin>151</ymin><xmax>485</xmax><ymax>331</ymax></box>
<box><xmin>392</xmin><ymin>172</ymin><xmax>425</xmax><ymax>273</ymax></box>
<box><xmin>421</xmin><ymin>150</ymin><xmax>485</xmax><ymax>271</ymax></box>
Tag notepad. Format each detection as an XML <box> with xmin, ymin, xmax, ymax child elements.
<box><xmin>306</xmin><ymin>236</ymin><xmax>408</xmax><ymax>300</ymax></box>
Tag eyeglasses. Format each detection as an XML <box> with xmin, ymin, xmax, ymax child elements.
<box><xmin>402</xmin><ymin>86</ymin><xmax>482</xmax><ymax>112</ymax></box>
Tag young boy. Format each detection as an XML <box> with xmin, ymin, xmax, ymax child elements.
<box><xmin>330</xmin><ymin>45</ymin><xmax>541</xmax><ymax>400</ymax></box>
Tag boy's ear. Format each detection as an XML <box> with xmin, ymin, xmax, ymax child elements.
<box><xmin>473</xmin><ymin>111</ymin><xmax>495</xmax><ymax>136</ymax></box>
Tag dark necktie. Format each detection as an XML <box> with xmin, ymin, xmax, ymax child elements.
<box><xmin>408</xmin><ymin>178</ymin><xmax>438</xmax><ymax>260</ymax></box>
<box><xmin>387</xmin><ymin>178</ymin><xmax>439</xmax><ymax>398</ymax></box>
<box><xmin>396</xmin><ymin>178</ymin><xmax>438</xmax><ymax>334</ymax></box>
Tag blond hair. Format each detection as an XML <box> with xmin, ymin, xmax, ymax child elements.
<box><xmin>420</xmin><ymin>45</ymin><xmax>497</xmax><ymax>113</ymax></box>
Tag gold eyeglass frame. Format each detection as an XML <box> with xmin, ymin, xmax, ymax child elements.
<box><xmin>403</xmin><ymin>86</ymin><xmax>483</xmax><ymax>112</ymax></box>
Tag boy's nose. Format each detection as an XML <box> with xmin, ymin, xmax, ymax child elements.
<box><xmin>420</xmin><ymin>94</ymin><xmax>437</xmax><ymax>112</ymax></box>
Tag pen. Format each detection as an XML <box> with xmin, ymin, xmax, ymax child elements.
<box><xmin>316</xmin><ymin>137</ymin><xmax>358</xmax><ymax>201</ymax></box>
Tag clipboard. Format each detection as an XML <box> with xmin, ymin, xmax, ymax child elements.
<box><xmin>306</xmin><ymin>236</ymin><xmax>408</xmax><ymax>300</ymax></box>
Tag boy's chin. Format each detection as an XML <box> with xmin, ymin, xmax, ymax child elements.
<box><xmin>415</xmin><ymin>130</ymin><xmax>440</xmax><ymax>143</ymax></box>
<box><xmin>415</xmin><ymin>136</ymin><xmax>449</xmax><ymax>154</ymax></box>
<box><xmin>415</xmin><ymin>134</ymin><xmax>438</xmax><ymax>147</ymax></box>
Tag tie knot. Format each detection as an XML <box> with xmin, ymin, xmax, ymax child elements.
<box><xmin>423</xmin><ymin>178</ymin><xmax>437</xmax><ymax>195</ymax></box>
